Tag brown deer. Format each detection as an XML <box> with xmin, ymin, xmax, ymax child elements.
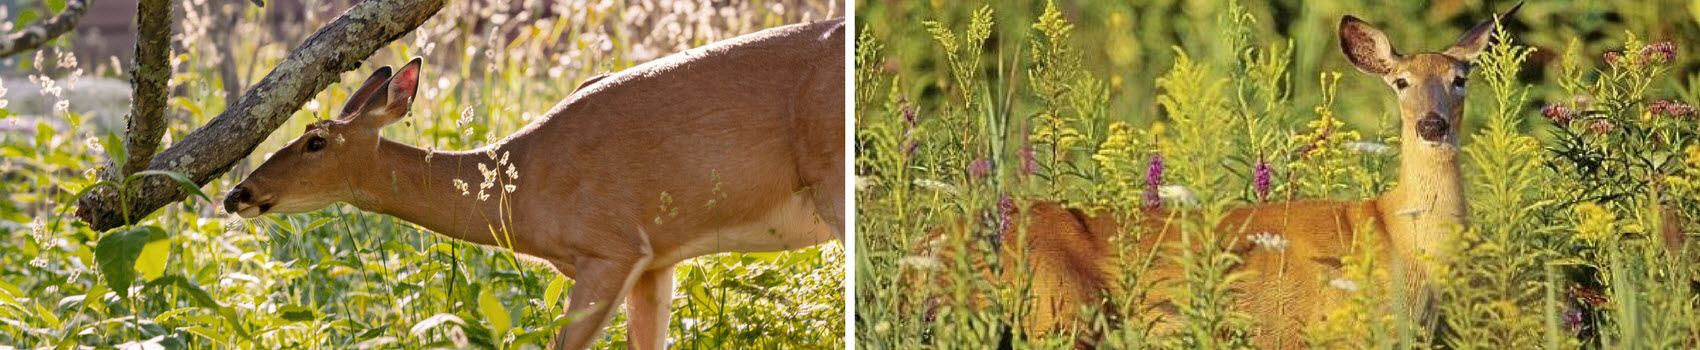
<box><xmin>222</xmin><ymin>19</ymin><xmax>845</xmax><ymax>349</ymax></box>
<box><xmin>928</xmin><ymin>6</ymin><xmax>1518</xmax><ymax>349</ymax></box>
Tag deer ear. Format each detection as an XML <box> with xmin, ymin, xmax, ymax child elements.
<box><xmin>340</xmin><ymin>66</ymin><xmax>393</xmax><ymax>118</ymax></box>
<box><xmin>385</xmin><ymin>57</ymin><xmax>423</xmax><ymax>117</ymax></box>
<box><xmin>1445</xmin><ymin>1</ymin><xmax>1521</xmax><ymax>61</ymax></box>
<box><xmin>348</xmin><ymin>58</ymin><xmax>423</xmax><ymax>129</ymax></box>
<box><xmin>1339</xmin><ymin>15</ymin><xmax>1401</xmax><ymax>75</ymax></box>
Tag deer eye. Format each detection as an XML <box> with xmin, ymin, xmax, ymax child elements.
<box><xmin>305</xmin><ymin>136</ymin><xmax>328</xmax><ymax>152</ymax></box>
<box><xmin>1452</xmin><ymin>76</ymin><xmax>1468</xmax><ymax>89</ymax></box>
<box><xmin>1393</xmin><ymin>78</ymin><xmax>1410</xmax><ymax>90</ymax></box>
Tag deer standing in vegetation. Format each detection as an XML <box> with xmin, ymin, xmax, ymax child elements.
<box><xmin>935</xmin><ymin>7</ymin><xmax>1518</xmax><ymax>349</ymax></box>
<box><xmin>222</xmin><ymin>19</ymin><xmax>845</xmax><ymax>349</ymax></box>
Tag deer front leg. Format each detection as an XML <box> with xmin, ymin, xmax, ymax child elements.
<box><xmin>551</xmin><ymin>254</ymin><xmax>652</xmax><ymax>349</ymax></box>
<box><xmin>626</xmin><ymin>264</ymin><xmax>678</xmax><ymax>350</ymax></box>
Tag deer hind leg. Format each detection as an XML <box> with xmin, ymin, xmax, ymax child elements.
<box><xmin>550</xmin><ymin>251</ymin><xmax>653</xmax><ymax>349</ymax></box>
<box><xmin>625</xmin><ymin>264</ymin><xmax>677</xmax><ymax>350</ymax></box>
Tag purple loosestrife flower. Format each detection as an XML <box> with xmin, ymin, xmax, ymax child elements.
<box><xmin>1254</xmin><ymin>157</ymin><xmax>1272</xmax><ymax>202</ymax></box>
<box><xmin>1542</xmin><ymin>104</ymin><xmax>1574</xmax><ymax>125</ymax></box>
<box><xmin>997</xmin><ymin>194</ymin><xmax>1017</xmax><ymax>234</ymax></box>
<box><xmin>903</xmin><ymin>105</ymin><xmax>919</xmax><ymax>127</ymax></box>
<box><xmin>1563</xmin><ymin>308</ymin><xmax>1585</xmax><ymax>333</ymax></box>
<box><xmin>1144</xmin><ymin>154</ymin><xmax>1165</xmax><ymax>208</ymax></box>
<box><xmin>1020</xmin><ymin>138</ymin><xmax>1038</xmax><ymax>176</ymax></box>
<box><xmin>968</xmin><ymin>158</ymin><xmax>992</xmax><ymax>179</ymax></box>
<box><xmin>1604</xmin><ymin>51</ymin><xmax>1622</xmax><ymax>66</ymax></box>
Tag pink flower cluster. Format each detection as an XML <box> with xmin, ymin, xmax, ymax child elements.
<box><xmin>1647</xmin><ymin>99</ymin><xmax>1694</xmax><ymax>118</ymax></box>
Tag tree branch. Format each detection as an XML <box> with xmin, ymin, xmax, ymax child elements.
<box><xmin>75</xmin><ymin>0</ymin><xmax>446</xmax><ymax>231</ymax></box>
<box><xmin>119</xmin><ymin>0</ymin><xmax>171</xmax><ymax>176</ymax></box>
<box><xmin>0</xmin><ymin>0</ymin><xmax>94</xmax><ymax>58</ymax></box>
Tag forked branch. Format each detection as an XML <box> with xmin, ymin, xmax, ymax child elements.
<box><xmin>75</xmin><ymin>0</ymin><xmax>447</xmax><ymax>230</ymax></box>
<box><xmin>0</xmin><ymin>0</ymin><xmax>94</xmax><ymax>58</ymax></box>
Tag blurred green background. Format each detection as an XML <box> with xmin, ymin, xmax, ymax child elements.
<box><xmin>858</xmin><ymin>0</ymin><xmax>1700</xmax><ymax>139</ymax></box>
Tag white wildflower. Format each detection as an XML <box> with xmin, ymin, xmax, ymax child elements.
<box><xmin>1329</xmin><ymin>278</ymin><xmax>1360</xmax><ymax>292</ymax></box>
<box><xmin>897</xmin><ymin>255</ymin><xmax>943</xmax><ymax>271</ymax></box>
<box><xmin>1159</xmin><ymin>185</ymin><xmax>1199</xmax><ymax>207</ymax></box>
<box><xmin>1247</xmin><ymin>231</ymin><xmax>1288</xmax><ymax>251</ymax></box>
<box><xmin>458</xmin><ymin>107</ymin><xmax>474</xmax><ymax>127</ymax></box>
<box><xmin>1345</xmin><ymin>141</ymin><xmax>1393</xmax><ymax>155</ymax></box>
<box><xmin>453</xmin><ymin>179</ymin><xmax>470</xmax><ymax>196</ymax></box>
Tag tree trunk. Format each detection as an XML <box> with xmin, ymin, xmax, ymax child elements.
<box><xmin>75</xmin><ymin>0</ymin><xmax>447</xmax><ymax>231</ymax></box>
<box><xmin>0</xmin><ymin>0</ymin><xmax>94</xmax><ymax>58</ymax></box>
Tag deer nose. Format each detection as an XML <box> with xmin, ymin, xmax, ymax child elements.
<box><xmin>223</xmin><ymin>186</ymin><xmax>251</xmax><ymax>213</ymax></box>
<box><xmin>1417</xmin><ymin>112</ymin><xmax>1449</xmax><ymax>142</ymax></box>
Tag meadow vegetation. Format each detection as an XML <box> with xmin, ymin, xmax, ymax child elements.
<box><xmin>0</xmin><ymin>0</ymin><xmax>843</xmax><ymax>348</ymax></box>
<box><xmin>855</xmin><ymin>0</ymin><xmax>1700</xmax><ymax>348</ymax></box>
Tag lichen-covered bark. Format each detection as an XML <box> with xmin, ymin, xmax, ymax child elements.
<box><xmin>120</xmin><ymin>0</ymin><xmax>172</xmax><ymax>177</ymax></box>
<box><xmin>75</xmin><ymin>0</ymin><xmax>447</xmax><ymax>230</ymax></box>
<box><xmin>0</xmin><ymin>0</ymin><xmax>93</xmax><ymax>58</ymax></box>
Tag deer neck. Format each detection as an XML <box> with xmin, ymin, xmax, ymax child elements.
<box><xmin>1378</xmin><ymin>130</ymin><xmax>1467</xmax><ymax>262</ymax></box>
<box><xmin>351</xmin><ymin>139</ymin><xmax>516</xmax><ymax>247</ymax></box>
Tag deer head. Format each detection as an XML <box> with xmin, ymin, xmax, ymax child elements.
<box><xmin>1339</xmin><ymin>3</ymin><xmax>1519</xmax><ymax>149</ymax></box>
<box><xmin>224</xmin><ymin>58</ymin><xmax>423</xmax><ymax>218</ymax></box>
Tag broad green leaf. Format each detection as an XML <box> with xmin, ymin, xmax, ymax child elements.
<box><xmin>102</xmin><ymin>132</ymin><xmax>127</xmax><ymax>172</ymax></box>
<box><xmin>96</xmin><ymin>225</ymin><xmax>166</xmax><ymax>298</ymax></box>
<box><xmin>479</xmin><ymin>286</ymin><xmax>511</xmax><ymax>338</ymax></box>
<box><xmin>83</xmin><ymin>284</ymin><xmax>108</xmax><ymax>314</ymax></box>
<box><xmin>35</xmin><ymin>303</ymin><xmax>60</xmax><ymax>328</ymax></box>
<box><xmin>301</xmin><ymin>217</ymin><xmax>333</xmax><ymax>233</ymax></box>
<box><xmin>355</xmin><ymin>324</ymin><xmax>390</xmax><ymax>340</ymax></box>
<box><xmin>542</xmin><ymin>276</ymin><xmax>566</xmax><ymax>312</ymax></box>
<box><xmin>144</xmin><ymin>275</ymin><xmax>253</xmax><ymax>342</ymax></box>
<box><xmin>45</xmin><ymin>0</ymin><xmax>65</xmax><ymax>12</ymax></box>
<box><xmin>183</xmin><ymin>326</ymin><xmax>232</xmax><ymax>346</ymax></box>
<box><xmin>409</xmin><ymin>313</ymin><xmax>466</xmax><ymax>337</ymax></box>
<box><xmin>275</xmin><ymin>304</ymin><xmax>319</xmax><ymax>322</ymax></box>
<box><xmin>33</xmin><ymin>121</ymin><xmax>52</xmax><ymax>147</ymax></box>
<box><xmin>135</xmin><ymin>236</ymin><xmax>171</xmax><ymax>280</ymax></box>
<box><xmin>155</xmin><ymin>307</ymin><xmax>199</xmax><ymax>324</ymax></box>
<box><xmin>0</xmin><ymin>287</ymin><xmax>20</xmax><ymax>311</ymax></box>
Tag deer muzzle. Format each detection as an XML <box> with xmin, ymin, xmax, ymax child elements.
<box><xmin>223</xmin><ymin>185</ymin><xmax>271</xmax><ymax>218</ymax></box>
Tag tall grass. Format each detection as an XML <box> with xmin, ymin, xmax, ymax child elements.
<box><xmin>0</xmin><ymin>0</ymin><xmax>843</xmax><ymax>348</ymax></box>
<box><xmin>855</xmin><ymin>0</ymin><xmax>1699</xmax><ymax>348</ymax></box>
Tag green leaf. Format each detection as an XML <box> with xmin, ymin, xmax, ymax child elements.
<box><xmin>102</xmin><ymin>132</ymin><xmax>127</xmax><ymax>172</ymax></box>
<box><xmin>135</xmin><ymin>236</ymin><xmax>171</xmax><ymax>280</ymax></box>
<box><xmin>35</xmin><ymin>303</ymin><xmax>61</xmax><ymax>328</ymax></box>
<box><xmin>300</xmin><ymin>217</ymin><xmax>333</xmax><ymax>233</ymax></box>
<box><xmin>542</xmin><ymin>276</ymin><xmax>566</xmax><ymax>312</ymax></box>
<box><xmin>145</xmin><ymin>275</ymin><xmax>253</xmax><ymax>342</ymax></box>
<box><xmin>45</xmin><ymin>0</ymin><xmax>66</xmax><ymax>12</ymax></box>
<box><xmin>33</xmin><ymin>120</ymin><xmax>52</xmax><ymax>148</ymax></box>
<box><xmin>82</xmin><ymin>284</ymin><xmax>108</xmax><ymax>314</ymax></box>
<box><xmin>479</xmin><ymin>286</ymin><xmax>511</xmax><ymax>338</ymax></box>
<box><xmin>130</xmin><ymin>170</ymin><xmax>212</xmax><ymax>203</ymax></box>
<box><xmin>96</xmin><ymin>226</ymin><xmax>167</xmax><ymax>298</ymax></box>
<box><xmin>0</xmin><ymin>286</ymin><xmax>20</xmax><ymax>311</ymax></box>
<box><xmin>275</xmin><ymin>304</ymin><xmax>319</xmax><ymax>322</ymax></box>
<box><xmin>409</xmin><ymin>313</ymin><xmax>466</xmax><ymax>337</ymax></box>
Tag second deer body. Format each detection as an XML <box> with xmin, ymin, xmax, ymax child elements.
<box><xmin>932</xmin><ymin>8</ymin><xmax>1517</xmax><ymax>349</ymax></box>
